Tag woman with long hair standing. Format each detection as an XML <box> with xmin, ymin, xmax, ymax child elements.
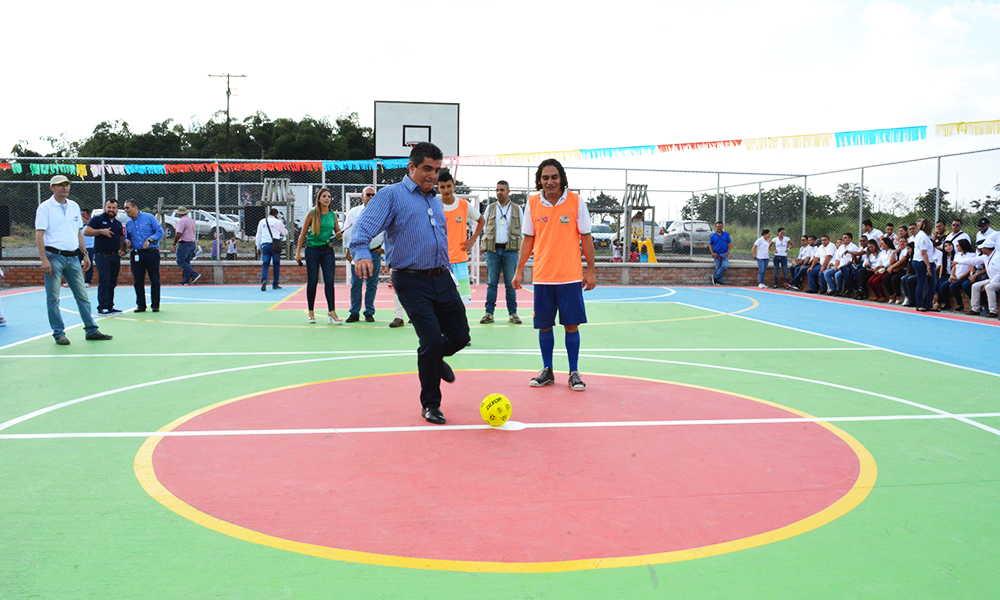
<box><xmin>911</xmin><ymin>218</ymin><xmax>935</xmax><ymax>312</ymax></box>
<box><xmin>295</xmin><ymin>188</ymin><xmax>343</xmax><ymax>324</ymax></box>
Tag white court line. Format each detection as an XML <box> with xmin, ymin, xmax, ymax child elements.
<box><xmin>0</xmin><ymin>347</ymin><xmax>876</xmax><ymax>359</ymax></box>
<box><xmin>3</xmin><ymin>412</ymin><xmax>1000</xmax><ymax>440</ymax></box>
<box><xmin>587</xmin><ymin>287</ymin><xmax>676</xmax><ymax>303</ymax></box>
<box><xmin>0</xmin><ymin>352</ymin><xmax>413</xmax><ymax>433</ymax></box>
<box><xmin>578</xmin><ymin>352</ymin><xmax>1000</xmax><ymax>438</ymax></box>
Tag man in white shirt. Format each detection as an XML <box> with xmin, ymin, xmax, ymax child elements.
<box><xmin>967</xmin><ymin>238</ymin><xmax>1000</xmax><ymax>318</ymax></box>
<box><xmin>944</xmin><ymin>218</ymin><xmax>972</xmax><ymax>248</ymax></box>
<box><xmin>35</xmin><ymin>175</ymin><xmax>112</xmax><ymax>345</ymax></box>
<box><xmin>790</xmin><ymin>235</ymin><xmax>813</xmax><ymax>289</ymax></box>
<box><xmin>807</xmin><ymin>235</ymin><xmax>832</xmax><ymax>293</ymax></box>
<box><xmin>861</xmin><ymin>219</ymin><xmax>883</xmax><ymax>248</ymax></box>
<box><xmin>255</xmin><ymin>208</ymin><xmax>288</xmax><ymax>291</ymax></box>
<box><xmin>976</xmin><ymin>218</ymin><xmax>999</xmax><ymax>250</ymax></box>
<box><xmin>480</xmin><ymin>180</ymin><xmax>524</xmax><ymax>324</ymax></box>
<box><xmin>343</xmin><ymin>187</ymin><xmax>385</xmax><ymax>322</ymax></box>
<box><xmin>769</xmin><ymin>227</ymin><xmax>794</xmax><ymax>288</ymax></box>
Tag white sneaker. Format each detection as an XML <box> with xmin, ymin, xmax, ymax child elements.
<box><xmin>758</xmin><ymin>283</ymin><xmax>766</xmax><ymax>288</ymax></box>
<box><xmin>901</xmin><ymin>297</ymin><xmax>910</xmax><ymax>306</ymax></box>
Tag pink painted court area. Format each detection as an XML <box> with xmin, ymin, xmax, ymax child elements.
<box><xmin>149</xmin><ymin>371</ymin><xmax>865</xmax><ymax>566</ymax></box>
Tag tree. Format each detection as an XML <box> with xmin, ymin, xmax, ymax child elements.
<box><xmin>587</xmin><ymin>191</ymin><xmax>622</xmax><ymax>222</ymax></box>
<box><xmin>913</xmin><ymin>187</ymin><xmax>951</xmax><ymax>217</ymax></box>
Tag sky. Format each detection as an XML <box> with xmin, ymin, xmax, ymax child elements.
<box><xmin>4</xmin><ymin>0</ymin><xmax>999</xmax><ymax>215</ymax></box>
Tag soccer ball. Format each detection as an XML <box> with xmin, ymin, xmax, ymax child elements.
<box><xmin>480</xmin><ymin>393</ymin><xmax>512</xmax><ymax>427</ymax></box>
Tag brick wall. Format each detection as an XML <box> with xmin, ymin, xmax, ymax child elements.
<box><xmin>1</xmin><ymin>260</ymin><xmax>773</xmax><ymax>288</ymax></box>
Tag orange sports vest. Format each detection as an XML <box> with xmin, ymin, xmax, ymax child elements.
<box><xmin>445</xmin><ymin>198</ymin><xmax>470</xmax><ymax>264</ymax></box>
<box><xmin>528</xmin><ymin>191</ymin><xmax>583</xmax><ymax>284</ymax></box>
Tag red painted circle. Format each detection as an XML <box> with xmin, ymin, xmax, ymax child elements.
<box><xmin>151</xmin><ymin>372</ymin><xmax>861</xmax><ymax>563</ymax></box>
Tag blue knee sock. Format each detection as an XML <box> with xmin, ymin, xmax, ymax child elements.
<box><xmin>565</xmin><ymin>330</ymin><xmax>580</xmax><ymax>372</ymax></box>
<box><xmin>540</xmin><ymin>329</ymin><xmax>554</xmax><ymax>369</ymax></box>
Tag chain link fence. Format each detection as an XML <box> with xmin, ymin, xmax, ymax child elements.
<box><xmin>2</xmin><ymin>149</ymin><xmax>998</xmax><ymax>264</ymax></box>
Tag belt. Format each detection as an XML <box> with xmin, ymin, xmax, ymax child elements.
<box><xmin>495</xmin><ymin>243</ymin><xmax>506</xmax><ymax>250</ymax></box>
<box><xmin>45</xmin><ymin>246</ymin><xmax>80</xmax><ymax>257</ymax></box>
<box><xmin>95</xmin><ymin>250</ymin><xmax>118</xmax><ymax>255</ymax></box>
<box><xmin>132</xmin><ymin>248</ymin><xmax>158</xmax><ymax>253</ymax></box>
<box><xmin>395</xmin><ymin>267</ymin><xmax>449</xmax><ymax>277</ymax></box>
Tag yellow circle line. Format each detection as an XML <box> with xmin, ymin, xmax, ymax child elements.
<box><xmin>134</xmin><ymin>371</ymin><xmax>876</xmax><ymax>573</ymax></box>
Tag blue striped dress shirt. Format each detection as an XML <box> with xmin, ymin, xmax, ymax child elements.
<box><xmin>350</xmin><ymin>176</ymin><xmax>450</xmax><ymax>270</ymax></box>
<box><xmin>125</xmin><ymin>212</ymin><xmax>164</xmax><ymax>248</ymax></box>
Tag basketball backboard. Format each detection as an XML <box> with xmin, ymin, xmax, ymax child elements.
<box><xmin>374</xmin><ymin>101</ymin><xmax>459</xmax><ymax>158</ymax></box>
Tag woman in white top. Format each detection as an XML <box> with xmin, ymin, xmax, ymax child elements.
<box><xmin>868</xmin><ymin>237</ymin><xmax>893</xmax><ymax>302</ymax></box>
<box><xmin>753</xmin><ymin>229</ymin><xmax>772</xmax><ymax>288</ymax></box>
<box><xmin>858</xmin><ymin>238</ymin><xmax>881</xmax><ymax>300</ymax></box>
<box><xmin>770</xmin><ymin>228</ymin><xmax>793</xmax><ymax>287</ymax></box>
<box><xmin>887</xmin><ymin>234</ymin><xmax>910</xmax><ymax>304</ymax></box>
<box><xmin>947</xmin><ymin>239</ymin><xmax>977</xmax><ymax>311</ymax></box>
<box><xmin>910</xmin><ymin>218</ymin><xmax>936</xmax><ymax>311</ymax></box>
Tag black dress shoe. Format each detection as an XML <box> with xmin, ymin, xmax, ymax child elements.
<box><xmin>364</xmin><ymin>314</ymin><xmax>375</xmax><ymax>322</ymax></box>
<box><xmin>422</xmin><ymin>407</ymin><xmax>446</xmax><ymax>424</ymax></box>
<box><xmin>135</xmin><ymin>307</ymin><xmax>146</xmax><ymax>313</ymax></box>
<box><xmin>152</xmin><ymin>307</ymin><xmax>159</xmax><ymax>313</ymax></box>
<box><xmin>440</xmin><ymin>360</ymin><xmax>455</xmax><ymax>383</ymax></box>
<box><xmin>346</xmin><ymin>313</ymin><xmax>360</xmax><ymax>323</ymax></box>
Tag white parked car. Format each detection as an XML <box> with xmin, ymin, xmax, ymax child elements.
<box><xmin>162</xmin><ymin>209</ymin><xmax>240</xmax><ymax>239</ymax></box>
<box><xmin>590</xmin><ymin>224</ymin><xmax>615</xmax><ymax>248</ymax></box>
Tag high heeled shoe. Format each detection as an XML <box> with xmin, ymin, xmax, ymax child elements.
<box><xmin>328</xmin><ymin>313</ymin><xmax>343</xmax><ymax>325</ymax></box>
<box><xmin>308</xmin><ymin>314</ymin><xmax>316</xmax><ymax>324</ymax></box>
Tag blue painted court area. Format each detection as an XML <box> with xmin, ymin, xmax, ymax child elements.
<box><xmin>0</xmin><ymin>285</ymin><xmax>296</xmax><ymax>348</ymax></box>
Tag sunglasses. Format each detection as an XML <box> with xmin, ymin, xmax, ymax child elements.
<box><xmin>364</xmin><ymin>193</ymin><xmax>375</xmax><ymax>198</ymax></box>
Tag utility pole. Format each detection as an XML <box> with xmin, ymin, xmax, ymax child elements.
<box><xmin>209</xmin><ymin>73</ymin><xmax>246</xmax><ymax>158</ymax></box>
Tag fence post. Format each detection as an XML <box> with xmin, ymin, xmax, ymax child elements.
<box><xmin>722</xmin><ymin>188</ymin><xmax>726</xmax><ymax>225</ymax></box>
<box><xmin>935</xmin><ymin>156</ymin><xmax>941</xmax><ymax>222</ymax></box>
<box><xmin>801</xmin><ymin>176</ymin><xmax>807</xmax><ymax>236</ymax></box>
<box><xmin>756</xmin><ymin>183</ymin><xmax>762</xmax><ymax>234</ymax></box>
<box><xmin>715</xmin><ymin>173</ymin><xmax>720</xmax><ymax>224</ymax></box>
<box><xmin>214</xmin><ymin>165</ymin><xmax>221</xmax><ymax>253</ymax></box>
<box><xmin>100</xmin><ymin>160</ymin><xmax>106</xmax><ymax>204</ymax></box>
<box><xmin>859</xmin><ymin>167</ymin><xmax>865</xmax><ymax>238</ymax></box>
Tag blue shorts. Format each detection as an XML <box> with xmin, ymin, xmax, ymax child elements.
<box><xmin>533</xmin><ymin>283</ymin><xmax>587</xmax><ymax>329</ymax></box>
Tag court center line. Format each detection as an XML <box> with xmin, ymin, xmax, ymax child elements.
<box><xmin>4</xmin><ymin>412</ymin><xmax>999</xmax><ymax>440</ymax></box>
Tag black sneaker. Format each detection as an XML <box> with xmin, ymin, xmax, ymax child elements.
<box><xmin>568</xmin><ymin>371</ymin><xmax>586</xmax><ymax>391</ymax></box>
<box><xmin>55</xmin><ymin>335</ymin><xmax>70</xmax><ymax>345</ymax></box>
<box><xmin>346</xmin><ymin>313</ymin><xmax>360</xmax><ymax>323</ymax></box>
<box><xmin>261</xmin><ymin>283</ymin><xmax>267</xmax><ymax>291</ymax></box>
<box><xmin>365</xmin><ymin>314</ymin><xmax>375</xmax><ymax>322</ymax></box>
<box><xmin>85</xmin><ymin>331</ymin><xmax>113</xmax><ymax>341</ymax></box>
<box><xmin>530</xmin><ymin>367</ymin><xmax>555</xmax><ymax>387</ymax></box>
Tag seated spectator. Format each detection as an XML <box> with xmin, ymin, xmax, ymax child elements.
<box><xmin>944</xmin><ymin>218</ymin><xmax>971</xmax><ymax>248</ymax></box>
<box><xmin>868</xmin><ymin>236</ymin><xmax>894</xmax><ymax>302</ymax></box>
<box><xmin>807</xmin><ymin>235</ymin><xmax>833</xmax><ymax>293</ymax></box>
<box><xmin>823</xmin><ymin>238</ymin><xmax>846</xmax><ymax>295</ymax></box>
<box><xmin>837</xmin><ymin>232</ymin><xmax>862</xmax><ymax>296</ymax></box>
<box><xmin>967</xmin><ymin>238</ymin><xmax>999</xmax><ymax>318</ymax></box>
<box><xmin>789</xmin><ymin>235</ymin><xmax>813</xmax><ymax>289</ymax></box>
<box><xmin>887</xmin><ymin>234</ymin><xmax>910</xmax><ymax>304</ymax></box>
<box><xmin>948</xmin><ymin>239</ymin><xmax>977</xmax><ymax>311</ymax></box>
<box><xmin>858</xmin><ymin>238</ymin><xmax>880</xmax><ymax>300</ymax></box>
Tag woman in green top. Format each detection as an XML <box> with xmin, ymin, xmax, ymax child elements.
<box><xmin>295</xmin><ymin>188</ymin><xmax>343</xmax><ymax>324</ymax></box>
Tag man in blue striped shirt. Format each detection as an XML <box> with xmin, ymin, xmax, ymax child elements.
<box><xmin>351</xmin><ymin>142</ymin><xmax>471</xmax><ymax>424</ymax></box>
<box><xmin>124</xmin><ymin>199</ymin><xmax>164</xmax><ymax>313</ymax></box>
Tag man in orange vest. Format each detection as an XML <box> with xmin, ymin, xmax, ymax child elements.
<box><xmin>512</xmin><ymin>158</ymin><xmax>596</xmax><ymax>391</ymax></box>
<box><xmin>440</xmin><ymin>171</ymin><xmax>485</xmax><ymax>305</ymax></box>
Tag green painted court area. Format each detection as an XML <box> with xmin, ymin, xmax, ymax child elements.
<box><xmin>1</xmin><ymin>285</ymin><xmax>998</xmax><ymax>599</ymax></box>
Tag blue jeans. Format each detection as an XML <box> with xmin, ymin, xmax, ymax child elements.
<box><xmin>773</xmin><ymin>255</ymin><xmax>788</xmax><ymax>285</ymax></box>
<box><xmin>823</xmin><ymin>267</ymin><xmax>838</xmax><ymax>292</ymax></box>
<box><xmin>838</xmin><ymin>264</ymin><xmax>854</xmax><ymax>293</ymax></box>
<box><xmin>713</xmin><ymin>255</ymin><xmax>729</xmax><ymax>284</ymax></box>
<box><xmin>807</xmin><ymin>264</ymin><xmax>824</xmax><ymax>292</ymax></box>
<box><xmin>485</xmin><ymin>248</ymin><xmax>519</xmax><ymax>315</ymax></box>
<box><xmin>756</xmin><ymin>258</ymin><xmax>769</xmax><ymax>284</ymax></box>
<box><xmin>350</xmin><ymin>251</ymin><xmax>381</xmax><ymax>316</ymax></box>
<box><xmin>306</xmin><ymin>245</ymin><xmax>338</xmax><ymax>312</ymax></box>
<box><xmin>44</xmin><ymin>251</ymin><xmax>98</xmax><ymax>338</ymax></box>
<box><xmin>910</xmin><ymin>261</ymin><xmax>934</xmax><ymax>308</ymax></box>
<box><xmin>83</xmin><ymin>248</ymin><xmax>95</xmax><ymax>283</ymax></box>
<box><xmin>175</xmin><ymin>241</ymin><xmax>199</xmax><ymax>283</ymax></box>
<box><xmin>260</xmin><ymin>242</ymin><xmax>281</xmax><ymax>286</ymax></box>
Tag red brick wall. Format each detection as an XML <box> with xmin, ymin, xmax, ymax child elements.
<box><xmin>0</xmin><ymin>260</ymin><xmax>772</xmax><ymax>288</ymax></box>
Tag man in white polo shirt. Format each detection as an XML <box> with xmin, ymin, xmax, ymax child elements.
<box><xmin>35</xmin><ymin>175</ymin><xmax>112</xmax><ymax>345</ymax></box>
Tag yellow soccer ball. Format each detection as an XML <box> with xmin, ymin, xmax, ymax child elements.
<box><xmin>480</xmin><ymin>393</ymin><xmax>512</xmax><ymax>427</ymax></box>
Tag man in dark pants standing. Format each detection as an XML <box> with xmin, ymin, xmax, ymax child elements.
<box><xmin>123</xmin><ymin>199</ymin><xmax>164</xmax><ymax>313</ymax></box>
<box><xmin>84</xmin><ymin>197</ymin><xmax>126</xmax><ymax>314</ymax></box>
<box><xmin>351</xmin><ymin>142</ymin><xmax>470</xmax><ymax>425</ymax></box>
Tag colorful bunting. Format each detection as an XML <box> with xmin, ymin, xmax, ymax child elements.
<box><xmin>936</xmin><ymin>119</ymin><xmax>1000</xmax><ymax>137</ymax></box>
<box><xmin>658</xmin><ymin>140</ymin><xmax>743</xmax><ymax>152</ymax></box>
<box><xmin>1</xmin><ymin>118</ymin><xmax>995</xmax><ymax>181</ymax></box>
